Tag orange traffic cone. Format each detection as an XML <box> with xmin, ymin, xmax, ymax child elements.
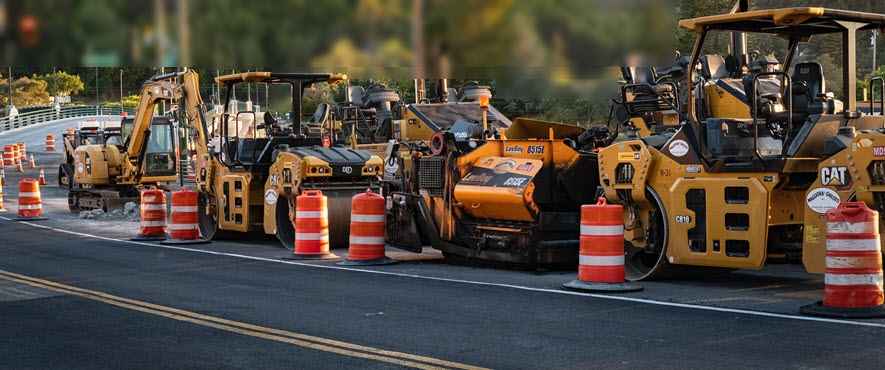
<box><xmin>16</xmin><ymin>160</ymin><xmax>23</xmax><ymax>173</ymax></box>
<box><xmin>28</xmin><ymin>154</ymin><xmax>35</xmax><ymax>169</ymax></box>
<box><xmin>0</xmin><ymin>168</ymin><xmax>5</xmax><ymax>186</ymax></box>
<box><xmin>38</xmin><ymin>167</ymin><xmax>46</xmax><ymax>185</ymax></box>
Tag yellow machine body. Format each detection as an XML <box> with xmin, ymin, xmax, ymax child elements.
<box><xmin>453</xmin><ymin>156</ymin><xmax>542</xmax><ymax>222</ymax></box>
<box><xmin>385</xmin><ymin>118</ymin><xmax>600</xmax><ymax>267</ymax></box>
<box><xmin>800</xmin><ymin>116</ymin><xmax>885</xmax><ymax>274</ymax></box>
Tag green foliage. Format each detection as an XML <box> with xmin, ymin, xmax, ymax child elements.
<box><xmin>0</xmin><ymin>75</ymin><xmax>52</xmax><ymax>107</ymax></box>
<box><xmin>34</xmin><ymin>71</ymin><xmax>85</xmax><ymax>96</ymax></box>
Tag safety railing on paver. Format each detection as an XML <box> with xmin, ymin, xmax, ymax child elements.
<box><xmin>0</xmin><ymin>105</ymin><xmax>137</xmax><ymax>133</ymax></box>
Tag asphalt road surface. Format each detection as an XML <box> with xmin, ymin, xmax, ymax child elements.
<box><xmin>1</xmin><ymin>219</ymin><xmax>884</xmax><ymax>369</ymax></box>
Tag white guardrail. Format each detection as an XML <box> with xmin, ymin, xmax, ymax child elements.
<box><xmin>0</xmin><ymin>105</ymin><xmax>137</xmax><ymax>133</ymax></box>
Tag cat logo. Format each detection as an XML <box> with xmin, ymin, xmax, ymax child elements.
<box><xmin>820</xmin><ymin>166</ymin><xmax>849</xmax><ymax>187</ymax></box>
<box><xmin>269</xmin><ymin>174</ymin><xmax>280</xmax><ymax>186</ymax></box>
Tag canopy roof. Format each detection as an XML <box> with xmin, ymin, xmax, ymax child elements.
<box><xmin>679</xmin><ymin>7</ymin><xmax>885</xmax><ymax>37</ymax></box>
<box><xmin>214</xmin><ymin>72</ymin><xmax>347</xmax><ymax>86</ymax></box>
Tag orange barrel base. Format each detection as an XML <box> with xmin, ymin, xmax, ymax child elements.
<box><xmin>338</xmin><ymin>189</ymin><xmax>396</xmax><ymax>266</ymax></box>
<box><xmin>801</xmin><ymin>202</ymin><xmax>885</xmax><ymax>318</ymax></box>
<box><xmin>562</xmin><ymin>197</ymin><xmax>641</xmax><ymax>293</ymax></box>
<box><xmin>162</xmin><ymin>189</ymin><xmax>210</xmax><ymax>245</ymax></box>
<box><xmin>282</xmin><ymin>190</ymin><xmax>338</xmax><ymax>260</ymax></box>
<box><xmin>131</xmin><ymin>187</ymin><xmax>168</xmax><ymax>241</ymax></box>
<box><xmin>14</xmin><ymin>178</ymin><xmax>48</xmax><ymax>221</ymax></box>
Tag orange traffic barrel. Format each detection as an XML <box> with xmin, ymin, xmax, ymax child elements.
<box><xmin>14</xmin><ymin>178</ymin><xmax>48</xmax><ymax>221</ymax></box>
<box><xmin>66</xmin><ymin>127</ymin><xmax>75</xmax><ymax>136</ymax></box>
<box><xmin>131</xmin><ymin>187</ymin><xmax>168</xmax><ymax>241</ymax></box>
<box><xmin>283</xmin><ymin>190</ymin><xmax>338</xmax><ymax>260</ymax></box>
<box><xmin>162</xmin><ymin>189</ymin><xmax>209</xmax><ymax>245</ymax></box>
<box><xmin>338</xmin><ymin>189</ymin><xmax>395</xmax><ymax>266</ymax></box>
<box><xmin>11</xmin><ymin>143</ymin><xmax>20</xmax><ymax>164</ymax></box>
<box><xmin>45</xmin><ymin>134</ymin><xmax>56</xmax><ymax>151</ymax></box>
<box><xmin>801</xmin><ymin>202</ymin><xmax>885</xmax><ymax>318</ymax></box>
<box><xmin>17</xmin><ymin>142</ymin><xmax>26</xmax><ymax>161</ymax></box>
<box><xmin>562</xmin><ymin>197</ymin><xmax>641</xmax><ymax>292</ymax></box>
<box><xmin>2</xmin><ymin>145</ymin><xmax>14</xmax><ymax>166</ymax></box>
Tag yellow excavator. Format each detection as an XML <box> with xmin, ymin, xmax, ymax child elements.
<box><xmin>598</xmin><ymin>4</ymin><xmax>885</xmax><ymax>280</ymax></box>
<box><xmin>191</xmin><ymin>72</ymin><xmax>384</xmax><ymax>248</ymax></box>
<box><xmin>71</xmin><ymin>78</ymin><xmax>180</xmax><ymax>212</ymax></box>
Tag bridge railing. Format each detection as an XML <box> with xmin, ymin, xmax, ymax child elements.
<box><xmin>0</xmin><ymin>105</ymin><xmax>137</xmax><ymax>133</ymax></box>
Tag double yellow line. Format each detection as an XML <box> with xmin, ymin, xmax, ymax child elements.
<box><xmin>0</xmin><ymin>269</ymin><xmax>488</xmax><ymax>370</ymax></box>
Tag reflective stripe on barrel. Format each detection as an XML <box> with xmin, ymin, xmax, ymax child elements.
<box><xmin>140</xmin><ymin>188</ymin><xmax>167</xmax><ymax>236</ymax></box>
<box><xmin>824</xmin><ymin>202</ymin><xmax>884</xmax><ymax>309</ymax></box>
<box><xmin>578</xmin><ymin>198</ymin><xmax>626</xmax><ymax>283</ymax></box>
<box><xmin>169</xmin><ymin>189</ymin><xmax>199</xmax><ymax>240</ymax></box>
<box><xmin>3</xmin><ymin>145</ymin><xmax>14</xmax><ymax>166</ymax></box>
<box><xmin>45</xmin><ymin>134</ymin><xmax>56</xmax><ymax>151</ymax></box>
<box><xmin>11</xmin><ymin>144</ymin><xmax>19</xmax><ymax>164</ymax></box>
<box><xmin>294</xmin><ymin>190</ymin><xmax>329</xmax><ymax>255</ymax></box>
<box><xmin>348</xmin><ymin>189</ymin><xmax>386</xmax><ymax>260</ymax></box>
<box><xmin>16</xmin><ymin>142</ymin><xmax>25</xmax><ymax>162</ymax></box>
<box><xmin>17</xmin><ymin>178</ymin><xmax>43</xmax><ymax>218</ymax></box>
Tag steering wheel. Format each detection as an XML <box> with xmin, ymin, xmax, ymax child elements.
<box><xmin>367</xmin><ymin>83</ymin><xmax>387</xmax><ymax>92</ymax></box>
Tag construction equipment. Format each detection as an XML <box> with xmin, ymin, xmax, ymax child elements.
<box><xmin>69</xmin><ymin>93</ymin><xmax>179</xmax><ymax>211</ymax></box>
<box><xmin>342</xmin><ymin>79</ymin><xmax>512</xmax><ymax>188</ymax></box>
<box><xmin>384</xmin><ymin>110</ymin><xmax>612</xmax><ymax>267</ymax></box>
<box><xmin>598</xmin><ymin>3</ymin><xmax>885</xmax><ymax>280</ymax></box>
<box><xmin>59</xmin><ymin>119</ymin><xmax>129</xmax><ymax>190</ymax></box>
<box><xmin>612</xmin><ymin>55</ymin><xmax>690</xmax><ymax>138</ymax></box>
<box><xmin>192</xmin><ymin>72</ymin><xmax>384</xmax><ymax>248</ymax></box>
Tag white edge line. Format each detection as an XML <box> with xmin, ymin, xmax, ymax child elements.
<box><xmin>3</xmin><ymin>215</ymin><xmax>884</xmax><ymax>330</ymax></box>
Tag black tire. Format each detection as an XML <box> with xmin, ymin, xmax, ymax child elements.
<box><xmin>275</xmin><ymin>196</ymin><xmax>296</xmax><ymax>250</ymax></box>
<box><xmin>198</xmin><ymin>189</ymin><xmax>234</xmax><ymax>240</ymax></box>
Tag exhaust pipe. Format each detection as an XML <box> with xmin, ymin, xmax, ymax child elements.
<box><xmin>415</xmin><ymin>79</ymin><xmax>426</xmax><ymax>103</ymax></box>
<box><xmin>729</xmin><ymin>0</ymin><xmax>749</xmax><ymax>74</ymax></box>
<box><xmin>437</xmin><ymin>79</ymin><xmax>449</xmax><ymax>103</ymax></box>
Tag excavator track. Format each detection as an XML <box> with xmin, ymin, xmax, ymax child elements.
<box><xmin>68</xmin><ymin>187</ymin><xmax>147</xmax><ymax>213</ymax></box>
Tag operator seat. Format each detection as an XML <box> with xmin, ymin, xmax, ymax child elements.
<box><xmin>304</xmin><ymin>103</ymin><xmax>329</xmax><ymax>137</ymax></box>
<box><xmin>791</xmin><ymin>62</ymin><xmax>831</xmax><ymax>118</ymax></box>
<box><xmin>699</xmin><ymin>55</ymin><xmax>729</xmax><ymax>81</ymax></box>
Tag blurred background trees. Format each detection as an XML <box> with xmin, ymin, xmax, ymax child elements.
<box><xmin>3</xmin><ymin>0</ymin><xmax>885</xmax><ymax>122</ymax></box>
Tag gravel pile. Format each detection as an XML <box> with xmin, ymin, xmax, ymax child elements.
<box><xmin>78</xmin><ymin>202</ymin><xmax>141</xmax><ymax>222</ymax></box>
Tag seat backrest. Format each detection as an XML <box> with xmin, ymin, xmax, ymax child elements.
<box><xmin>309</xmin><ymin>103</ymin><xmax>330</xmax><ymax>125</ymax></box>
<box><xmin>700</xmin><ymin>55</ymin><xmax>728</xmax><ymax>80</ymax></box>
<box><xmin>622</xmin><ymin>67</ymin><xmax>657</xmax><ymax>85</ymax></box>
<box><xmin>263</xmin><ymin>111</ymin><xmax>277</xmax><ymax>126</ymax></box>
<box><xmin>347</xmin><ymin>86</ymin><xmax>366</xmax><ymax>107</ymax></box>
<box><xmin>792</xmin><ymin>62</ymin><xmax>825</xmax><ymax>98</ymax></box>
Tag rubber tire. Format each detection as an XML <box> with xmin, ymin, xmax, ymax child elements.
<box><xmin>198</xmin><ymin>189</ymin><xmax>234</xmax><ymax>240</ymax></box>
<box><xmin>275</xmin><ymin>196</ymin><xmax>296</xmax><ymax>250</ymax></box>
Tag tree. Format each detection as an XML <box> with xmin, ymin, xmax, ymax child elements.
<box><xmin>35</xmin><ymin>71</ymin><xmax>85</xmax><ymax>97</ymax></box>
<box><xmin>0</xmin><ymin>75</ymin><xmax>52</xmax><ymax>107</ymax></box>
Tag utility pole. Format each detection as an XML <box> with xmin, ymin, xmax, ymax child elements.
<box><xmin>120</xmin><ymin>69</ymin><xmax>124</xmax><ymax>102</ymax></box>
<box><xmin>873</xmin><ymin>30</ymin><xmax>878</xmax><ymax>75</ymax></box>
<box><xmin>95</xmin><ymin>67</ymin><xmax>99</xmax><ymax>115</ymax></box>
